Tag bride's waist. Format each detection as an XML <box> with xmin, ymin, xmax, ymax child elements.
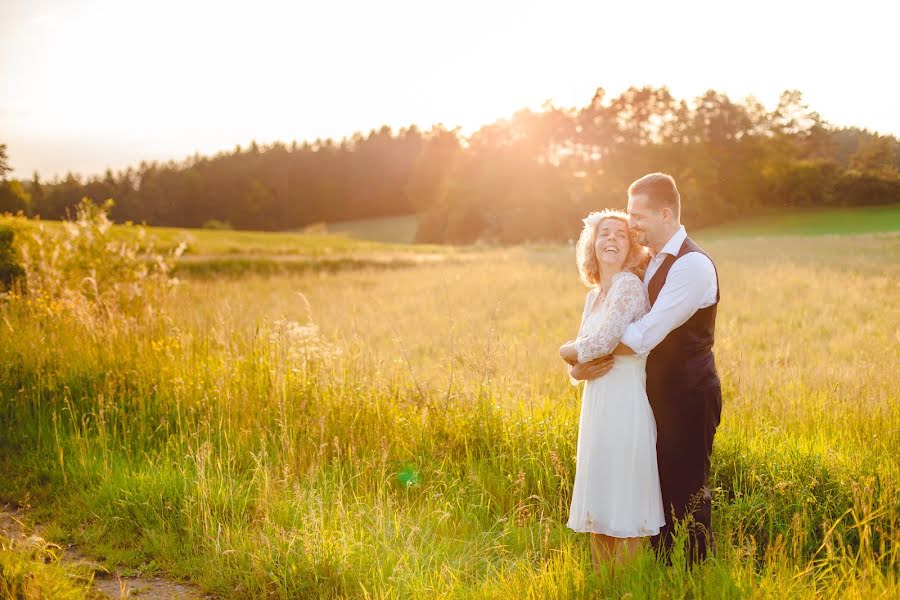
<box><xmin>582</xmin><ymin>354</ymin><xmax>646</xmax><ymax>380</ymax></box>
<box><xmin>611</xmin><ymin>354</ymin><xmax>646</xmax><ymax>366</ymax></box>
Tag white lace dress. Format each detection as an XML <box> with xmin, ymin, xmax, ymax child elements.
<box><xmin>566</xmin><ymin>271</ymin><xmax>665</xmax><ymax>538</ymax></box>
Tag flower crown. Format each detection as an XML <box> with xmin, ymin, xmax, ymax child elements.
<box><xmin>582</xmin><ymin>209</ymin><xmax>628</xmax><ymax>229</ymax></box>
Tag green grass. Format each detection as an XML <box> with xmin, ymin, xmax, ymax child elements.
<box><xmin>0</xmin><ymin>214</ymin><xmax>445</xmax><ymax>257</ymax></box>
<box><xmin>1</xmin><ymin>212</ymin><xmax>459</xmax><ymax>278</ymax></box>
<box><xmin>0</xmin><ymin>536</ymin><xmax>93</xmax><ymax>599</ymax></box>
<box><xmin>0</xmin><ymin>208</ymin><xmax>898</xmax><ymax>598</ymax></box>
<box><xmin>170</xmin><ymin>253</ymin><xmax>473</xmax><ymax>278</ymax></box>
<box><xmin>696</xmin><ymin>203</ymin><xmax>900</xmax><ymax>239</ymax></box>
<box><xmin>319</xmin><ymin>214</ymin><xmax>419</xmax><ymax>244</ymax></box>
<box><xmin>5</xmin><ymin>204</ymin><xmax>896</xmax><ymax>260</ymax></box>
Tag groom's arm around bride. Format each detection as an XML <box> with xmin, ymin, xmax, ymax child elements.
<box><xmin>571</xmin><ymin>173</ymin><xmax>722</xmax><ymax>566</ymax></box>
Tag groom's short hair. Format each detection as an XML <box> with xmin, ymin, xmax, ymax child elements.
<box><xmin>628</xmin><ymin>173</ymin><xmax>680</xmax><ymax>220</ymax></box>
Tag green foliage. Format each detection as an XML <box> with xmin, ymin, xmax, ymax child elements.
<box><xmin>0</xmin><ymin>144</ymin><xmax>10</xmax><ymax>180</ymax></box>
<box><xmin>0</xmin><ymin>179</ymin><xmax>31</xmax><ymax>215</ymax></box>
<box><xmin>0</xmin><ymin>537</ymin><xmax>92</xmax><ymax>599</ymax></box>
<box><xmin>834</xmin><ymin>172</ymin><xmax>900</xmax><ymax>207</ymax></box>
<box><xmin>201</xmin><ymin>219</ymin><xmax>233</xmax><ymax>230</ymax></box>
<box><xmin>0</xmin><ymin>226</ymin><xmax>25</xmax><ymax>293</ymax></box>
<box><xmin>849</xmin><ymin>135</ymin><xmax>899</xmax><ymax>177</ymax></box>
<box><xmin>767</xmin><ymin>160</ymin><xmax>841</xmax><ymax>207</ymax></box>
<box><xmin>13</xmin><ymin>198</ymin><xmax>183</xmax><ymax>324</ymax></box>
<box><xmin>16</xmin><ymin>89</ymin><xmax>900</xmax><ymax>244</ymax></box>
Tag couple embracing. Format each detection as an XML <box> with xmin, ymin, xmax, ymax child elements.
<box><xmin>559</xmin><ymin>173</ymin><xmax>722</xmax><ymax>572</ymax></box>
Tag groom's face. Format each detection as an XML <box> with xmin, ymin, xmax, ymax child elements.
<box><xmin>627</xmin><ymin>193</ymin><xmax>662</xmax><ymax>248</ymax></box>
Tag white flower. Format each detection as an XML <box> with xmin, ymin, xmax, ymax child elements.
<box><xmin>268</xmin><ymin>318</ymin><xmax>342</xmax><ymax>365</ymax></box>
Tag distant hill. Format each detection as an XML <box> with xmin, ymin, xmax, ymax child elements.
<box><xmin>696</xmin><ymin>204</ymin><xmax>900</xmax><ymax>239</ymax></box>
<box><xmin>306</xmin><ymin>214</ymin><xmax>418</xmax><ymax>244</ymax></box>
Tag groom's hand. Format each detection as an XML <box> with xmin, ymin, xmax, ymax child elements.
<box><xmin>570</xmin><ymin>355</ymin><xmax>614</xmax><ymax>381</ymax></box>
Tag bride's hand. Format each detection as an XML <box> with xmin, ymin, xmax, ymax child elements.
<box><xmin>559</xmin><ymin>342</ymin><xmax>579</xmax><ymax>365</ymax></box>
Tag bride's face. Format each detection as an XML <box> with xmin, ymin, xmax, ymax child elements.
<box><xmin>594</xmin><ymin>218</ymin><xmax>630</xmax><ymax>270</ymax></box>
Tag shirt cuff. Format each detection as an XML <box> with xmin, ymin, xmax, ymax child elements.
<box><xmin>621</xmin><ymin>324</ymin><xmax>649</xmax><ymax>358</ymax></box>
<box><xmin>568</xmin><ymin>365</ymin><xmax>581</xmax><ymax>386</ymax></box>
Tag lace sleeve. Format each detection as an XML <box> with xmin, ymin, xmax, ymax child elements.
<box><xmin>574</xmin><ymin>273</ymin><xmax>647</xmax><ymax>363</ymax></box>
<box><xmin>576</xmin><ymin>288</ymin><xmax>596</xmax><ymax>335</ymax></box>
<box><xmin>568</xmin><ymin>289</ymin><xmax>597</xmax><ymax>386</ymax></box>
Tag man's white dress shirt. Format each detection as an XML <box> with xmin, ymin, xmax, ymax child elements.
<box><xmin>621</xmin><ymin>226</ymin><xmax>718</xmax><ymax>357</ymax></box>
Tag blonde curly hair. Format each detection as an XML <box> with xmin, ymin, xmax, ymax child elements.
<box><xmin>576</xmin><ymin>209</ymin><xmax>649</xmax><ymax>287</ymax></box>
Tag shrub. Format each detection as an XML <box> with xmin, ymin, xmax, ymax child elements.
<box><xmin>15</xmin><ymin>198</ymin><xmax>184</xmax><ymax>324</ymax></box>
<box><xmin>301</xmin><ymin>222</ymin><xmax>328</xmax><ymax>235</ymax></box>
<box><xmin>202</xmin><ymin>219</ymin><xmax>233</xmax><ymax>230</ymax></box>
<box><xmin>0</xmin><ymin>536</ymin><xmax>91</xmax><ymax>600</ymax></box>
<box><xmin>834</xmin><ymin>172</ymin><xmax>900</xmax><ymax>206</ymax></box>
<box><xmin>772</xmin><ymin>160</ymin><xmax>840</xmax><ymax>207</ymax></box>
<box><xmin>0</xmin><ymin>225</ymin><xmax>25</xmax><ymax>293</ymax></box>
<box><xmin>0</xmin><ymin>180</ymin><xmax>31</xmax><ymax>215</ymax></box>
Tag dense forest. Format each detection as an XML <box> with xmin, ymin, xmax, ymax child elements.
<box><xmin>2</xmin><ymin>87</ymin><xmax>899</xmax><ymax>244</ymax></box>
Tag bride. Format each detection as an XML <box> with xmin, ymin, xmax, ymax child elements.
<box><xmin>559</xmin><ymin>209</ymin><xmax>664</xmax><ymax>573</ymax></box>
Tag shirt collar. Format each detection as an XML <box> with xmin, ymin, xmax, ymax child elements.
<box><xmin>655</xmin><ymin>225</ymin><xmax>687</xmax><ymax>258</ymax></box>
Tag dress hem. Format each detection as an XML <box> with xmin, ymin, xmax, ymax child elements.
<box><xmin>565</xmin><ymin>522</ymin><xmax>662</xmax><ymax>538</ymax></box>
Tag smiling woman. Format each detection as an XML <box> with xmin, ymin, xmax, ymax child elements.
<box><xmin>576</xmin><ymin>209</ymin><xmax>649</xmax><ymax>287</ymax></box>
<box><xmin>559</xmin><ymin>208</ymin><xmax>661</xmax><ymax>574</ymax></box>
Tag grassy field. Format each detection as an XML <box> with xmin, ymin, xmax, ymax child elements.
<box><xmin>0</xmin><ymin>212</ymin><xmax>460</xmax><ymax>278</ymax></box>
<box><xmin>696</xmin><ymin>204</ymin><xmax>900</xmax><ymax>239</ymax></box>
<box><xmin>3</xmin><ymin>204</ymin><xmax>896</xmax><ymax>256</ymax></box>
<box><xmin>0</xmin><ymin>207</ymin><xmax>898</xmax><ymax>598</ymax></box>
<box><xmin>0</xmin><ymin>213</ymin><xmax>440</xmax><ymax>257</ymax></box>
<box><xmin>314</xmin><ymin>214</ymin><xmax>419</xmax><ymax>244</ymax></box>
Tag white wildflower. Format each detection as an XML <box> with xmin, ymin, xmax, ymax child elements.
<box><xmin>268</xmin><ymin>318</ymin><xmax>342</xmax><ymax>369</ymax></box>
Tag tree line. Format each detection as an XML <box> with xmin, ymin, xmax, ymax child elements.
<box><xmin>1</xmin><ymin>87</ymin><xmax>899</xmax><ymax>244</ymax></box>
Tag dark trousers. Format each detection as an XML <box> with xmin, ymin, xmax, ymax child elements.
<box><xmin>650</xmin><ymin>383</ymin><xmax>721</xmax><ymax>566</ymax></box>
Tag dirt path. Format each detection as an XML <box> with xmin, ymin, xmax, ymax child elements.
<box><xmin>1</xmin><ymin>502</ymin><xmax>209</xmax><ymax>599</ymax></box>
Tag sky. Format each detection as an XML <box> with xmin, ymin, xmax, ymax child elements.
<box><xmin>1</xmin><ymin>0</ymin><xmax>897</xmax><ymax>179</ymax></box>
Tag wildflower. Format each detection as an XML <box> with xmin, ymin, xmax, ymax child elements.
<box><xmin>267</xmin><ymin>318</ymin><xmax>342</xmax><ymax>368</ymax></box>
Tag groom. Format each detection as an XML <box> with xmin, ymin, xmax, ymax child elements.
<box><xmin>570</xmin><ymin>172</ymin><xmax>721</xmax><ymax>565</ymax></box>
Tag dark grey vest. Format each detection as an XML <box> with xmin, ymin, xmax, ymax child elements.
<box><xmin>646</xmin><ymin>237</ymin><xmax>720</xmax><ymax>408</ymax></box>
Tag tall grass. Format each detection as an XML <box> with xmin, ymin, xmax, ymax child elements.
<box><xmin>0</xmin><ymin>535</ymin><xmax>92</xmax><ymax>599</ymax></box>
<box><xmin>0</xmin><ymin>210</ymin><xmax>897</xmax><ymax>598</ymax></box>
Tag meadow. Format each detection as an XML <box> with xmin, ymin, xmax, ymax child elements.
<box><xmin>0</xmin><ymin>206</ymin><xmax>898</xmax><ymax>598</ymax></box>
<box><xmin>312</xmin><ymin>214</ymin><xmax>419</xmax><ymax>244</ymax></box>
